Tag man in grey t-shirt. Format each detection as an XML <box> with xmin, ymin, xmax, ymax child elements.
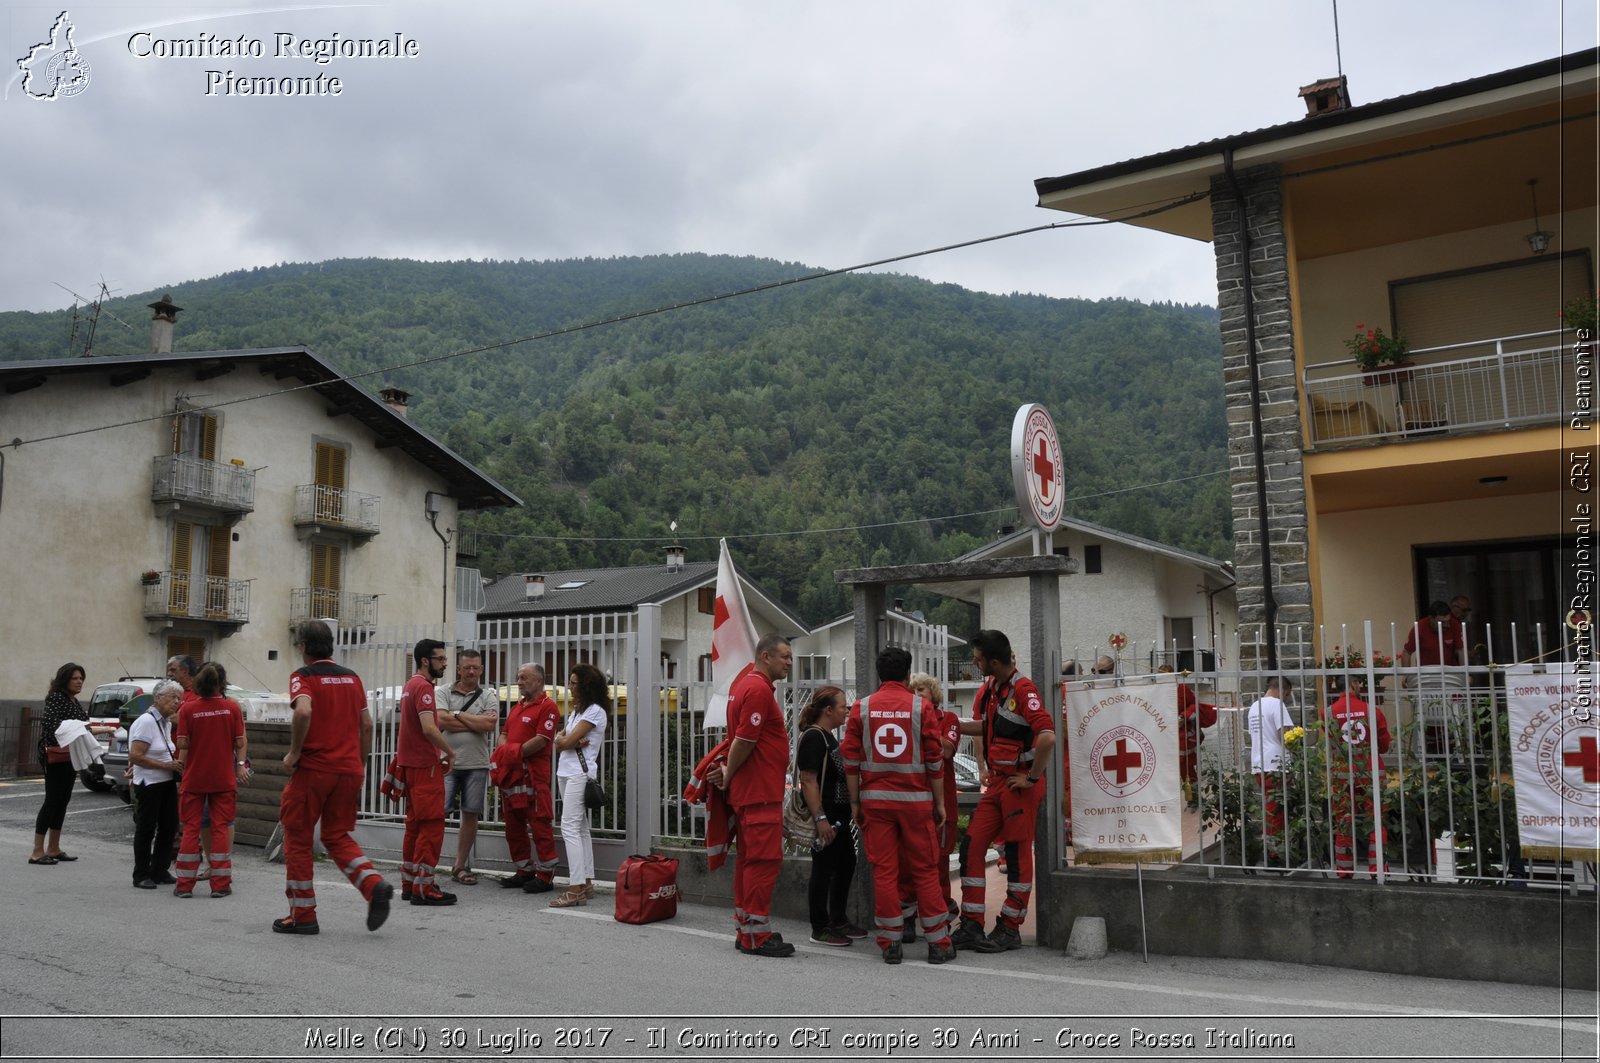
<box><xmin>437</xmin><ymin>648</ymin><xmax>499</xmax><ymax>884</ymax></box>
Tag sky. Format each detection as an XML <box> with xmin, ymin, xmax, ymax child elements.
<box><xmin>1</xmin><ymin>0</ymin><xmax>1595</xmax><ymax>316</ymax></box>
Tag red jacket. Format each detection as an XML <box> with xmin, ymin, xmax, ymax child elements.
<box><xmin>684</xmin><ymin>739</ymin><xmax>734</xmax><ymax>871</ymax></box>
<box><xmin>490</xmin><ymin>741</ymin><xmax>532</xmax><ymax>809</ymax></box>
<box><xmin>1325</xmin><ymin>693</ymin><xmax>1391</xmax><ymax>771</ymax></box>
<box><xmin>1178</xmin><ymin>684</ymin><xmax>1218</xmax><ymax>754</ymax></box>
<box><xmin>839</xmin><ymin>681</ymin><xmax>943</xmax><ymax>807</ymax></box>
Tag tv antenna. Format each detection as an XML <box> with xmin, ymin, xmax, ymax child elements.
<box><xmin>53</xmin><ymin>279</ymin><xmax>134</xmax><ymax>358</ymax></box>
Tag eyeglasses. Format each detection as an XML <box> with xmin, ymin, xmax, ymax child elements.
<box><xmin>429</xmin><ymin>655</ymin><xmax>449</xmax><ymax>663</ymax></box>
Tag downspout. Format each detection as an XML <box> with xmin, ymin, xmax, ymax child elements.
<box><xmin>1222</xmin><ymin>148</ymin><xmax>1279</xmax><ymax>670</ymax></box>
<box><xmin>428</xmin><ymin>512</ymin><xmax>452</xmax><ymax>626</ymax></box>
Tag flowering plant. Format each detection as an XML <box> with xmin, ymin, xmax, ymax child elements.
<box><xmin>1322</xmin><ymin>645</ymin><xmax>1393</xmax><ymax>671</ymax></box>
<box><xmin>139</xmin><ymin>570</ymin><xmax>160</xmax><ymax>583</ymax></box>
<box><xmin>1561</xmin><ymin>290</ymin><xmax>1599</xmax><ymax>337</ymax></box>
<box><xmin>1345</xmin><ymin>323</ymin><xmax>1410</xmax><ymax>370</ymax></box>
<box><xmin>1284</xmin><ymin>726</ymin><xmax>1306</xmax><ymax>746</ymax></box>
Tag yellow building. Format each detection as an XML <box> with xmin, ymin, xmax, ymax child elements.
<box><xmin>1034</xmin><ymin>52</ymin><xmax>1598</xmax><ymax>669</ymax></box>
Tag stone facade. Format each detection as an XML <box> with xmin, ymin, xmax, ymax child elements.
<box><xmin>1210</xmin><ymin>164</ymin><xmax>1312</xmax><ymax>669</ymax></box>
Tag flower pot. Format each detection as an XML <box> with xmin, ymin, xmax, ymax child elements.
<box><xmin>1361</xmin><ymin>361</ymin><xmax>1414</xmax><ymax>387</ymax></box>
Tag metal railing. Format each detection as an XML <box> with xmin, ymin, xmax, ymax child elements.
<box><xmin>143</xmin><ymin>571</ymin><xmax>250</xmax><ymax>623</ymax></box>
<box><xmin>289</xmin><ymin>587</ymin><xmax>378</xmax><ymax>627</ymax></box>
<box><xmin>1302</xmin><ymin>329</ymin><xmax>1571</xmax><ymax>449</ymax></box>
<box><xmin>292</xmin><ymin>484</ymin><xmax>381</xmax><ymax>535</ymax></box>
<box><xmin>455</xmin><ymin>567</ymin><xmax>485</xmax><ymax>613</ymax></box>
<box><xmin>150</xmin><ymin>454</ymin><xmax>255</xmax><ymax>513</ymax></box>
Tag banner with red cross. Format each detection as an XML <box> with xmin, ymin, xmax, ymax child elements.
<box><xmin>1505</xmin><ymin>665</ymin><xmax>1600</xmax><ymax>861</ymax></box>
<box><xmin>1064</xmin><ymin>674</ymin><xmax>1182</xmax><ymax>865</ymax></box>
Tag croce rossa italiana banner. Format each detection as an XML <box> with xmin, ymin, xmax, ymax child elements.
<box><xmin>1064</xmin><ymin>675</ymin><xmax>1182</xmax><ymax>864</ymax></box>
<box><xmin>1506</xmin><ymin>664</ymin><xmax>1600</xmax><ymax>861</ymax></box>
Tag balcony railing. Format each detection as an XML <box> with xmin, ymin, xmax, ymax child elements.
<box><xmin>1303</xmin><ymin>329</ymin><xmax>1574</xmax><ymax>449</ymax></box>
<box><xmin>290</xmin><ymin>587</ymin><xmax>379</xmax><ymax>627</ymax></box>
<box><xmin>150</xmin><ymin>455</ymin><xmax>256</xmax><ymax>514</ymax></box>
<box><xmin>142</xmin><ymin>572</ymin><xmax>250</xmax><ymax>624</ymax></box>
<box><xmin>293</xmin><ymin>484</ymin><xmax>381</xmax><ymax>536</ymax></box>
<box><xmin>455</xmin><ymin>566</ymin><xmax>485</xmax><ymax>613</ymax></box>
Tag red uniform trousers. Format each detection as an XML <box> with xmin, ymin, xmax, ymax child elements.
<box><xmin>280</xmin><ymin>767</ymin><xmax>386</xmax><ymax>924</ymax></box>
<box><xmin>898</xmin><ymin>807</ymin><xmax>959</xmax><ymax>921</ymax></box>
<box><xmin>504</xmin><ymin>784</ymin><xmax>558</xmax><ymax>883</ymax></box>
<box><xmin>1330</xmin><ymin>773</ymin><xmax>1389</xmax><ymax>878</ymax></box>
<box><xmin>731</xmin><ymin>800</ymin><xmax>782</xmax><ymax>949</ymax></box>
<box><xmin>176</xmin><ymin>790</ymin><xmax>234</xmax><ymax>894</ymax></box>
<box><xmin>958</xmin><ymin>782</ymin><xmax>1043</xmax><ymax>930</ymax></box>
<box><xmin>868</xmin><ymin>803</ymin><xmax>950</xmax><ymax>951</ymax></box>
<box><xmin>398</xmin><ymin>763</ymin><xmax>445</xmax><ymax>898</ymax></box>
<box><xmin>1254</xmin><ymin>772</ymin><xmax>1286</xmax><ymax>856</ymax></box>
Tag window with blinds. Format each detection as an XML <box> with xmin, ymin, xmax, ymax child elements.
<box><xmin>169</xmin><ymin>520</ymin><xmax>194</xmax><ymax>614</ymax></box>
<box><xmin>171</xmin><ymin>412</ymin><xmax>218</xmax><ymax>459</ymax></box>
<box><xmin>311</xmin><ymin>541</ymin><xmax>343</xmax><ymax>617</ymax></box>
<box><xmin>167</xmin><ymin>635</ymin><xmax>205</xmax><ymax>664</ymax></box>
<box><xmin>205</xmin><ymin>526</ymin><xmax>231</xmax><ymax>618</ymax></box>
<box><xmin>314</xmin><ymin>442</ymin><xmax>348</xmax><ymax>524</ymax></box>
<box><xmin>1393</xmin><ymin>252</ymin><xmax>1593</xmax><ymax>354</ymax></box>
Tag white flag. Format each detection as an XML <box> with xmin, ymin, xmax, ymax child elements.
<box><xmin>1066</xmin><ymin>674</ymin><xmax>1183</xmax><ymax>864</ymax></box>
<box><xmin>704</xmin><ymin>538</ymin><xmax>758</xmax><ymax>729</ymax></box>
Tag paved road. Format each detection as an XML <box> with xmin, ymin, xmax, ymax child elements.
<box><xmin>1</xmin><ymin>777</ymin><xmax>1595</xmax><ymax>1062</ymax></box>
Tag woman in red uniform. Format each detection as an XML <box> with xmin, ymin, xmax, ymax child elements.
<box><xmin>174</xmin><ymin>662</ymin><xmax>247</xmax><ymax>898</ymax></box>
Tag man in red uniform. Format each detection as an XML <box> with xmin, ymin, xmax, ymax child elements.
<box><xmin>955</xmin><ymin>629</ymin><xmax>1056</xmax><ymax>953</ymax></box>
<box><xmin>273</xmin><ymin>620</ymin><xmax>395</xmax><ymax>935</ymax></box>
<box><xmin>899</xmin><ymin>673</ymin><xmax>960</xmax><ymax>938</ymax></box>
<box><xmin>843</xmin><ymin>648</ymin><xmax>954</xmax><ymax>965</ymax></box>
<box><xmin>1402</xmin><ymin>600</ymin><xmax>1466</xmax><ymax>670</ymax></box>
<box><xmin>1325</xmin><ymin>678</ymin><xmax>1393</xmax><ymax>879</ymax></box>
<box><xmin>709</xmin><ymin>633</ymin><xmax>794</xmax><ymax>958</ymax></box>
<box><xmin>499</xmin><ymin>663</ymin><xmax>560</xmax><ymax>894</ymax></box>
<box><xmin>397</xmin><ymin>638</ymin><xmax>457</xmax><ymax>906</ymax></box>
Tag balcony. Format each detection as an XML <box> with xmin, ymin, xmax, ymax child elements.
<box><xmin>293</xmin><ymin>484</ymin><xmax>381</xmax><ymax>539</ymax></box>
<box><xmin>1303</xmin><ymin>329</ymin><xmax>1573</xmax><ymax>450</ymax></box>
<box><xmin>150</xmin><ymin>455</ymin><xmax>255</xmax><ymax>516</ymax></box>
<box><xmin>289</xmin><ymin>587</ymin><xmax>379</xmax><ymax>627</ymax></box>
<box><xmin>142</xmin><ymin>572</ymin><xmax>250</xmax><ymax>627</ymax></box>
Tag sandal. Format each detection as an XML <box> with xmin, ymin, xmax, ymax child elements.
<box><xmin>450</xmin><ymin>867</ymin><xmax>479</xmax><ymax>886</ymax></box>
<box><xmin>27</xmin><ymin>856</ymin><xmax>57</xmax><ymax>866</ymax></box>
<box><xmin>196</xmin><ymin>867</ymin><xmax>213</xmax><ymax>881</ymax></box>
<box><xmin>549</xmin><ymin>888</ymin><xmax>588</xmax><ymax>908</ymax></box>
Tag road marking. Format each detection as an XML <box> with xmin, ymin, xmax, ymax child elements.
<box><xmin>65</xmin><ymin>804</ymin><xmax>128</xmax><ymax>816</ymax></box>
<box><xmin>545</xmin><ymin>908</ymin><xmax>1593</xmax><ymax>1036</ymax></box>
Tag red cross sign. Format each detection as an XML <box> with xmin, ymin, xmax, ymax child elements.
<box><xmin>1102</xmin><ymin>738</ymin><xmax>1143</xmax><ymax>786</ymax></box>
<box><xmin>1010</xmin><ymin>403</ymin><xmax>1064</xmax><ymax>531</ymax></box>
<box><xmin>1565</xmin><ymin>735</ymin><xmax>1600</xmax><ymax>784</ymax></box>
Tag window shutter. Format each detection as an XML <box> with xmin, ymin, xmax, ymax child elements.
<box><xmin>315</xmin><ymin>443</ymin><xmax>347</xmax><ymax>488</ymax></box>
<box><xmin>166</xmin><ymin>635</ymin><xmax>205</xmax><ymax>662</ymax></box>
<box><xmin>311</xmin><ymin>542</ymin><xmax>342</xmax><ymax>617</ymax></box>
<box><xmin>205</xmin><ymin>526</ymin><xmax>231</xmax><ymax>618</ymax></box>
<box><xmin>170</xmin><ymin>521</ymin><xmax>193</xmax><ymax>613</ymax></box>
<box><xmin>200</xmin><ymin>415</ymin><xmax>218</xmax><ymax>462</ymax></box>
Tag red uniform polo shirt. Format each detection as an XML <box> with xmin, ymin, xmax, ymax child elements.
<box><xmin>506</xmin><ymin>693</ymin><xmax>560</xmax><ymax>787</ymax></box>
<box><xmin>396</xmin><ymin>672</ymin><xmax>441</xmax><ymax>768</ymax></box>
<box><xmin>289</xmin><ymin>659</ymin><xmax>367</xmax><ymax>776</ymax></box>
<box><xmin>726</xmin><ymin>669</ymin><xmax>786</xmax><ymax>808</ymax></box>
<box><xmin>176</xmin><ymin>695</ymin><xmax>243</xmax><ymax>793</ymax></box>
<box><xmin>973</xmin><ymin>671</ymin><xmax>1053</xmax><ymax>779</ymax></box>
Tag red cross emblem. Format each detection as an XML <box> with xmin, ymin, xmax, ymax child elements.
<box><xmin>1033</xmin><ymin>437</ymin><xmax>1055</xmax><ymax>503</ymax></box>
<box><xmin>1565</xmin><ymin>735</ymin><xmax>1600</xmax><ymax>784</ymax></box>
<box><xmin>874</xmin><ymin>722</ymin><xmax>908</xmax><ymax>759</ymax></box>
<box><xmin>1102</xmin><ymin>738</ymin><xmax>1142</xmax><ymax>786</ymax></box>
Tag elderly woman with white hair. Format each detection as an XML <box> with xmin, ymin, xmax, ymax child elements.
<box><xmin>128</xmin><ymin>679</ymin><xmax>185</xmax><ymax>889</ymax></box>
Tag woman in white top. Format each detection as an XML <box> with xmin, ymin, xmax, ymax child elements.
<box><xmin>129</xmin><ymin>680</ymin><xmax>185</xmax><ymax>889</ymax></box>
<box><xmin>550</xmin><ymin>662</ymin><xmax>609</xmax><ymax>907</ymax></box>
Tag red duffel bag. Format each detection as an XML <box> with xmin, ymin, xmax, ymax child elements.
<box><xmin>614</xmin><ymin>854</ymin><xmax>680</xmax><ymax>924</ymax></box>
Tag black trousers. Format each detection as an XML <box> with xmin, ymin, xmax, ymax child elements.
<box><xmin>807</xmin><ymin>819</ymin><xmax>857</xmax><ymax>933</ymax></box>
<box><xmin>34</xmin><ymin>760</ymin><xmax>75</xmax><ymax>834</ymax></box>
<box><xmin>132</xmin><ymin>779</ymin><xmax>180</xmax><ymax>882</ymax></box>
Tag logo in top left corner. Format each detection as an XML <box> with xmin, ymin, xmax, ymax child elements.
<box><xmin>17</xmin><ymin>11</ymin><xmax>92</xmax><ymax>101</ymax></box>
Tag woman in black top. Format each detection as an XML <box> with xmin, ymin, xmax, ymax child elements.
<box><xmin>31</xmin><ymin>662</ymin><xmax>88</xmax><ymax>865</ymax></box>
<box><xmin>795</xmin><ymin>686</ymin><xmax>860</xmax><ymax>946</ymax></box>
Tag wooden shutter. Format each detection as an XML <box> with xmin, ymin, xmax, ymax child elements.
<box><xmin>169</xmin><ymin>521</ymin><xmax>193</xmax><ymax>613</ymax></box>
<box><xmin>171</xmin><ymin>413</ymin><xmax>218</xmax><ymax>459</ymax></box>
<box><xmin>314</xmin><ymin>443</ymin><xmax>347</xmax><ymax>523</ymax></box>
<box><xmin>206</xmin><ymin>527</ymin><xmax>231</xmax><ymax>617</ymax></box>
<box><xmin>166</xmin><ymin>635</ymin><xmax>205</xmax><ymax>662</ymax></box>
<box><xmin>200</xmin><ymin>416</ymin><xmax>217</xmax><ymax>461</ymax></box>
<box><xmin>311</xmin><ymin>542</ymin><xmax>342</xmax><ymax>617</ymax></box>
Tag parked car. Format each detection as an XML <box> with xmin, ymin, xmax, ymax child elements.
<box><xmin>88</xmin><ymin>677</ymin><xmax>163</xmax><ymax>796</ymax></box>
<box><xmin>952</xmin><ymin>752</ymin><xmax>982</xmax><ymax>792</ymax></box>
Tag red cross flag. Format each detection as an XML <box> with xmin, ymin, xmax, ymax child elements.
<box><xmin>704</xmin><ymin>538</ymin><xmax>758</xmax><ymax>729</ymax></box>
<box><xmin>1505</xmin><ymin>665</ymin><xmax>1600</xmax><ymax>861</ymax></box>
<box><xmin>1064</xmin><ymin>673</ymin><xmax>1182</xmax><ymax>864</ymax></box>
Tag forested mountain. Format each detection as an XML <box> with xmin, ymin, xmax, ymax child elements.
<box><xmin>0</xmin><ymin>255</ymin><xmax>1229</xmax><ymax>626</ymax></box>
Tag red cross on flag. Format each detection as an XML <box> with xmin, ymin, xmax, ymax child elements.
<box><xmin>704</xmin><ymin>538</ymin><xmax>758</xmax><ymax>729</ymax></box>
<box><xmin>1505</xmin><ymin>664</ymin><xmax>1600</xmax><ymax>861</ymax></box>
<box><xmin>1064</xmin><ymin>673</ymin><xmax>1182</xmax><ymax>865</ymax></box>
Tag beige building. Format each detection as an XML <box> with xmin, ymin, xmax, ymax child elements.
<box><xmin>0</xmin><ymin>309</ymin><xmax>518</xmax><ymax>701</ymax></box>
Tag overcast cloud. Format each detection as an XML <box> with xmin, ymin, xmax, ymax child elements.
<box><xmin>2</xmin><ymin>0</ymin><xmax>1594</xmax><ymax>315</ymax></box>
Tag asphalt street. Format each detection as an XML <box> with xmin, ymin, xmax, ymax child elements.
<box><xmin>1</xmin><ymin>776</ymin><xmax>1596</xmax><ymax>1062</ymax></box>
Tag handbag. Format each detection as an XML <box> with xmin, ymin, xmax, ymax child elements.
<box><xmin>781</xmin><ymin>727</ymin><xmax>828</xmax><ymax>852</ymax></box>
<box><xmin>45</xmin><ymin>745</ymin><xmax>71</xmax><ymax>765</ymax></box>
<box><xmin>576</xmin><ymin>746</ymin><xmax>606</xmax><ymax>811</ymax></box>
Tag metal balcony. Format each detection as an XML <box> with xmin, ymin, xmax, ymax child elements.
<box><xmin>289</xmin><ymin>587</ymin><xmax>379</xmax><ymax>627</ymax></box>
<box><xmin>142</xmin><ymin>572</ymin><xmax>250</xmax><ymax>626</ymax></box>
<box><xmin>1303</xmin><ymin>329</ymin><xmax>1576</xmax><ymax>449</ymax></box>
<box><xmin>293</xmin><ymin>484</ymin><xmax>381</xmax><ymax>538</ymax></box>
<box><xmin>150</xmin><ymin>455</ymin><xmax>255</xmax><ymax>515</ymax></box>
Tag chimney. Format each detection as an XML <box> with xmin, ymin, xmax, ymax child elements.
<box><xmin>1298</xmin><ymin>75</ymin><xmax>1350</xmax><ymax>116</ymax></box>
<box><xmin>893</xmin><ymin>597</ymin><xmax>906</xmax><ymax>612</ymax></box>
<box><xmin>379</xmin><ymin>385</ymin><xmax>410</xmax><ymax>418</ymax></box>
<box><xmin>147</xmin><ymin>294</ymin><xmax>182</xmax><ymax>354</ymax></box>
<box><xmin>666</xmin><ymin>542</ymin><xmax>686</xmax><ymax>572</ymax></box>
<box><xmin>524</xmin><ymin>574</ymin><xmax>546</xmax><ymax>600</ymax></box>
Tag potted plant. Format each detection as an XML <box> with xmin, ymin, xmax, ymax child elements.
<box><xmin>1560</xmin><ymin>290</ymin><xmax>1598</xmax><ymax>342</ymax></box>
<box><xmin>140</xmin><ymin>570</ymin><xmax>161</xmax><ymax>586</ymax></box>
<box><xmin>1345</xmin><ymin>323</ymin><xmax>1412</xmax><ymax>384</ymax></box>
